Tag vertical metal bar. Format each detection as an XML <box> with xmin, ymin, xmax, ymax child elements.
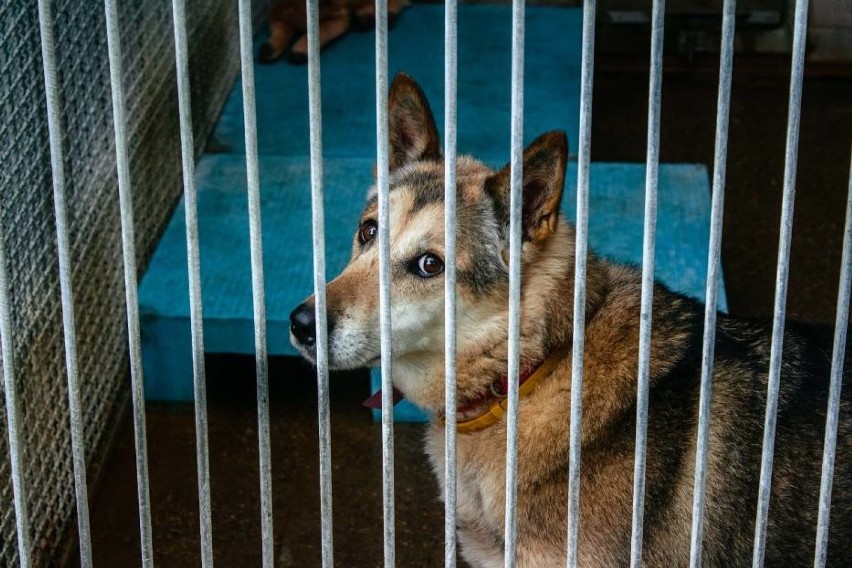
<box><xmin>305</xmin><ymin>1</ymin><xmax>334</xmax><ymax>566</ymax></box>
<box><xmin>566</xmin><ymin>1</ymin><xmax>596</xmax><ymax>566</ymax></box>
<box><xmin>751</xmin><ymin>1</ymin><xmax>809</xmax><ymax>565</ymax></box>
<box><xmin>504</xmin><ymin>0</ymin><xmax>525</xmax><ymax>566</ymax></box>
<box><xmin>630</xmin><ymin>0</ymin><xmax>665</xmax><ymax>565</ymax></box>
<box><xmin>36</xmin><ymin>2</ymin><xmax>94</xmax><ymax>566</ymax></box>
<box><xmin>0</xmin><ymin>219</ymin><xmax>32</xmax><ymax>568</ymax></box>
<box><xmin>813</xmin><ymin>149</ymin><xmax>852</xmax><ymax>568</ymax></box>
<box><xmin>375</xmin><ymin>0</ymin><xmax>396</xmax><ymax>565</ymax></box>
<box><xmin>688</xmin><ymin>2</ymin><xmax>736</xmax><ymax>566</ymax></box>
<box><xmin>443</xmin><ymin>0</ymin><xmax>459</xmax><ymax>565</ymax></box>
<box><xmin>170</xmin><ymin>0</ymin><xmax>214</xmax><ymax>564</ymax></box>
<box><xmin>103</xmin><ymin>0</ymin><xmax>155</xmax><ymax>564</ymax></box>
<box><xmin>236</xmin><ymin>1</ymin><xmax>274</xmax><ymax>566</ymax></box>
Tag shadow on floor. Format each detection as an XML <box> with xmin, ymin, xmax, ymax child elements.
<box><xmin>88</xmin><ymin>355</ymin><xmax>447</xmax><ymax>567</ymax></box>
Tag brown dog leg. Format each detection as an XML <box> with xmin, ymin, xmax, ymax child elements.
<box><xmin>259</xmin><ymin>19</ymin><xmax>297</xmax><ymax>63</ymax></box>
<box><xmin>387</xmin><ymin>0</ymin><xmax>406</xmax><ymax>28</ymax></box>
<box><xmin>352</xmin><ymin>2</ymin><xmax>375</xmax><ymax>31</ymax></box>
<box><xmin>289</xmin><ymin>15</ymin><xmax>351</xmax><ymax>64</ymax></box>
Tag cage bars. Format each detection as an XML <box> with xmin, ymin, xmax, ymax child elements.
<box><xmin>103</xmin><ymin>0</ymin><xmax>155</xmax><ymax>564</ymax></box>
<box><xmin>443</xmin><ymin>0</ymin><xmax>459</xmax><ymax>566</ymax></box>
<box><xmin>566</xmin><ymin>1</ymin><xmax>596</xmax><ymax>566</ymax></box>
<box><xmin>170</xmin><ymin>0</ymin><xmax>215</xmax><ymax>564</ymax></box>
<box><xmin>3</xmin><ymin>1</ymin><xmax>848</xmax><ymax>566</ymax></box>
<box><xmin>236</xmin><ymin>1</ymin><xmax>276</xmax><ymax>566</ymax></box>
<box><xmin>502</xmin><ymin>0</ymin><xmax>526</xmax><ymax>566</ymax></box>
<box><xmin>813</xmin><ymin>149</ymin><xmax>852</xmax><ymax>568</ymax></box>
<box><xmin>0</xmin><ymin>201</ymin><xmax>31</xmax><ymax>568</ymax></box>
<box><xmin>36</xmin><ymin>1</ymin><xmax>94</xmax><ymax>566</ymax></box>
<box><xmin>751</xmin><ymin>1</ymin><xmax>810</xmax><ymax>565</ymax></box>
<box><xmin>630</xmin><ymin>0</ymin><xmax>666</xmax><ymax>565</ymax></box>
<box><xmin>305</xmin><ymin>1</ymin><xmax>336</xmax><ymax>566</ymax></box>
<box><xmin>374</xmin><ymin>0</ymin><xmax>397</xmax><ymax>565</ymax></box>
<box><xmin>688</xmin><ymin>2</ymin><xmax>736</xmax><ymax>566</ymax></box>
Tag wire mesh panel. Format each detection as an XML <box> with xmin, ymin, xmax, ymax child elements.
<box><xmin>0</xmin><ymin>0</ymin><xmax>268</xmax><ymax>564</ymax></box>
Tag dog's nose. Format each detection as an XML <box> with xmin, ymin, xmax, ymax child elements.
<box><xmin>290</xmin><ymin>303</ymin><xmax>316</xmax><ymax>346</ymax></box>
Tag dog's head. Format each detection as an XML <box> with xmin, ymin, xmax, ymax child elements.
<box><xmin>290</xmin><ymin>73</ymin><xmax>568</xmax><ymax>409</ymax></box>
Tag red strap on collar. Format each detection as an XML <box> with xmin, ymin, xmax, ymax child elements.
<box><xmin>363</xmin><ymin>360</ymin><xmax>543</xmax><ymax>411</ymax></box>
<box><xmin>363</xmin><ymin>386</ymin><xmax>405</xmax><ymax>409</ymax></box>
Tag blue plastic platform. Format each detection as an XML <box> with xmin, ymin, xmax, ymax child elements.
<box><xmin>138</xmin><ymin>4</ymin><xmax>728</xmax><ymax>423</ymax></box>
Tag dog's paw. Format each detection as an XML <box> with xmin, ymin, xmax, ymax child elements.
<box><xmin>287</xmin><ymin>50</ymin><xmax>309</xmax><ymax>65</ymax></box>
<box><xmin>351</xmin><ymin>13</ymin><xmax>376</xmax><ymax>31</ymax></box>
<box><xmin>258</xmin><ymin>42</ymin><xmax>283</xmax><ymax>64</ymax></box>
<box><xmin>388</xmin><ymin>11</ymin><xmax>401</xmax><ymax>29</ymax></box>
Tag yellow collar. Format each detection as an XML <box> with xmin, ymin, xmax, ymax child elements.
<box><xmin>451</xmin><ymin>347</ymin><xmax>568</xmax><ymax>434</ymax></box>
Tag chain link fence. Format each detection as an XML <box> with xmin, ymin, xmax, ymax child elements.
<box><xmin>0</xmin><ymin>0</ymin><xmax>267</xmax><ymax>564</ymax></box>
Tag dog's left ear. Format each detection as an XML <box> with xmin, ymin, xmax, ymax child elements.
<box><xmin>387</xmin><ymin>73</ymin><xmax>441</xmax><ymax>172</ymax></box>
<box><xmin>486</xmin><ymin>130</ymin><xmax>568</xmax><ymax>242</ymax></box>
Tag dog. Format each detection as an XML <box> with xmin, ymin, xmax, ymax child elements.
<box><xmin>258</xmin><ymin>0</ymin><xmax>407</xmax><ymax>64</ymax></box>
<box><xmin>289</xmin><ymin>73</ymin><xmax>852</xmax><ymax>566</ymax></box>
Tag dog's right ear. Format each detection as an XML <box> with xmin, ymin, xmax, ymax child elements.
<box><xmin>486</xmin><ymin>131</ymin><xmax>568</xmax><ymax>243</ymax></box>
<box><xmin>387</xmin><ymin>73</ymin><xmax>441</xmax><ymax>172</ymax></box>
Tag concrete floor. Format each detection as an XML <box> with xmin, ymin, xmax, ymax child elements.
<box><xmin>81</xmin><ymin>59</ymin><xmax>852</xmax><ymax>566</ymax></box>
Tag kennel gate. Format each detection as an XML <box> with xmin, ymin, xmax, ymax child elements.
<box><xmin>1</xmin><ymin>0</ymin><xmax>850</xmax><ymax>567</ymax></box>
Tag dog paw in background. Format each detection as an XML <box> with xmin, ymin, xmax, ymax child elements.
<box><xmin>258</xmin><ymin>0</ymin><xmax>408</xmax><ymax>65</ymax></box>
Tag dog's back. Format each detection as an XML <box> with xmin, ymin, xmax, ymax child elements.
<box><xmin>622</xmin><ymin>276</ymin><xmax>852</xmax><ymax>566</ymax></box>
<box><xmin>699</xmin><ymin>316</ymin><xmax>852</xmax><ymax>565</ymax></box>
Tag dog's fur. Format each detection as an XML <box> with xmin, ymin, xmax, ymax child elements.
<box><xmin>290</xmin><ymin>74</ymin><xmax>852</xmax><ymax>566</ymax></box>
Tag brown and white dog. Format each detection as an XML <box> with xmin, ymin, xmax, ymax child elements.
<box><xmin>289</xmin><ymin>73</ymin><xmax>852</xmax><ymax>566</ymax></box>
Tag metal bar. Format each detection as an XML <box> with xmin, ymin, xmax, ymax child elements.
<box><xmin>0</xmin><ymin>215</ymin><xmax>32</xmax><ymax>568</ymax></box>
<box><xmin>630</xmin><ymin>0</ymin><xmax>666</xmax><ymax>565</ymax></box>
<box><xmin>36</xmin><ymin>1</ymin><xmax>94</xmax><ymax>565</ymax></box>
<box><xmin>236</xmin><ymin>1</ymin><xmax>274</xmax><ymax>566</ymax></box>
<box><xmin>688</xmin><ymin>2</ymin><xmax>736</xmax><ymax>567</ymax></box>
<box><xmin>566</xmin><ymin>1</ymin><xmax>596</xmax><ymax>566</ymax></box>
<box><xmin>443</xmin><ymin>0</ymin><xmax>459</xmax><ymax>565</ymax></box>
<box><xmin>751</xmin><ymin>1</ymin><xmax>809</xmax><ymax>565</ymax></box>
<box><xmin>170</xmin><ymin>1</ymin><xmax>214</xmax><ymax>564</ymax></box>
<box><xmin>813</xmin><ymin>148</ymin><xmax>852</xmax><ymax>568</ymax></box>
<box><xmin>504</xmin><ymin>0</ymin><xmax>525</xmax><ymax>565</ymax></box>
<box><xmin>103</xmin><ymin>0</ymin><xmax>155</xmax><ymax>564</ymax></box>
<box><xmin>305</xmin><ymin>1</ymin><xmax>334</xmax><ymax>565</ymax></box>
<box><xmin>375</xmin><ymin>0</ymin><xmax>396</xmax><ymax>565</ymax></box>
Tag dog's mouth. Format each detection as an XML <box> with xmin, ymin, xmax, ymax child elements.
<box><xmin>290</xmin><ymin>329</ymin><xmax>383</xmax><ymax>370</ymax></box>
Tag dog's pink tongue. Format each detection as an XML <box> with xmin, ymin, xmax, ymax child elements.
<box><xmin>362</xmin><ymin>387</ymin><xmax>405</xmax><ymax>409</ymax></box>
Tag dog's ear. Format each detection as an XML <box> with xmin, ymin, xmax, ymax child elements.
<box><xmin>486</xmin><ymin>131</ymin><xmax>568</xmax><ymax>243</ymax></box>
<box><xmin>387</xmin><ymin>73</ymin><xmax>441</xmax><ymax>172</ymax></box>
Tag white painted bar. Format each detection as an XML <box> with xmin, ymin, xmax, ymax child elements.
<box><xmin>751</xmin><ymin>1</ymin><xmax>810</xmax><ymax>565</ymax></box>
<box><xmin>566</xmin><ymin>1</ymin><xmax>596</xmax><ymax>565</ymax></box>
<box><xmin>170</xmin><ymin>0</ymin><xmax>215</xmax><ymax>563</ymax></box>
<box><xmin>503</xmin><ymin>0</ymin><xmax>525</xmax><ymax>565</ymax></box>
<box><xmin>36</xmin><ymin>1</ymin><xmax>93</xmax><ymax>565</ymax></box>
<box><xmin>443</xmin><ymin>0</ymin><xmax>459</xmax><ymax>565</ymax></box>
<box><xmin>103</xmin><ymin>0</ymin><xmax>155</xmax><ymax>563</ymax></box>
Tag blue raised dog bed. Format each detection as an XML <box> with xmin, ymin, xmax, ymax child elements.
<box><xmin>138</xmin><ymin>158</ymin><xmax>727</xmax><ymax>407</ymax></box>
<box><xmin>137</xmin><ymin>4</ymin><xmax>727</xmax><ymax>424</ymax></box>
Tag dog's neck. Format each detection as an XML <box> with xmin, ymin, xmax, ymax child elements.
<box><xmin>393</xmin><ymin>223</ymin><xmax>607</xmax><ymax>413</ymax></box>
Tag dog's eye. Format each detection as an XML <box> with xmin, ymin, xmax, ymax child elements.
<box><xmin>414</xmin><ymin>253</ymin><xmax>444</xmax><ymax>277</ymax></box>
<box><xmin>358</xmin><ymin>220</ymin><xmax>378</xmax><ymax>245</ymax></box>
